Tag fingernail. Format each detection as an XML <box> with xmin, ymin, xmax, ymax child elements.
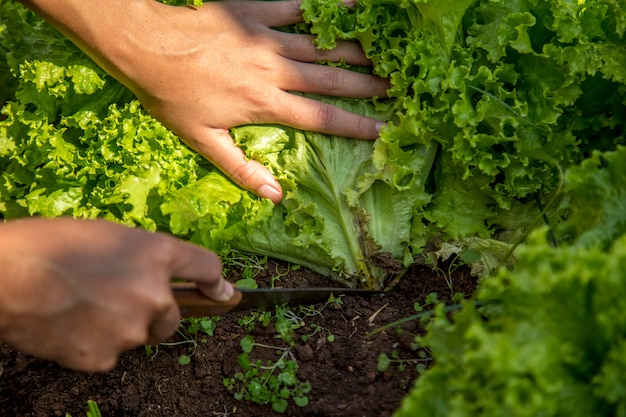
<box><xmin>216</xmin><ymin>281</ymin><xmax>235</xmax><ymax>302</ymax></box>
<box><xmin>342</xmin><ymin>0</ymin><xmax>357</xmax><ymax>6</ymax></box>
<box><xmin>258</xmin><ymin>184</ymin><xmax>283</xmax><ymax>204</ymax></box>
<box><xmin>375</xmin><ymin>122</ymin><xmax>386</xmax><ymax>133</ymax></box>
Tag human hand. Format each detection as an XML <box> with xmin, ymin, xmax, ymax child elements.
<box><xmin>124</xmin><ymin>0</ymin><xmax>390</xmax><ymax>204</ymax></box>
<box><xmin>0</xmin><ymin>217</ymin><xmax>233</xmax><ymax>372</ymax></box>
<box><xmin>20</xmin><ymin>0</ymin><xmax>390</xmax><ymax>203</ymax></box>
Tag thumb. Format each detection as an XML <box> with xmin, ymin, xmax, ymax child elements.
<box><xmin>191</xmin><ymin>127</ymin><xmax>283</xmax><ymax>204</ymax></box>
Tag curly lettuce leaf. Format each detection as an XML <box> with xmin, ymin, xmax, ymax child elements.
<box><xmin>304</xmin><ymin>0</ymin><xmax>626</xmax><ymax>244</ymax></box>
<box><xmin>165</xmin><ymin>94</ymin><xmax>431</xmax><ymax>287</ymax></box>
<box><xmin>556</xmin><ymin>146</ymin><xmax>626</xmax><ymax>249</ymax></box>
<box><xmin>3</xmin><ymin>0</ymin><xmax>626</xmax><ymax>291</ymax></box>
<box><xmin>0</xmin><ymin>2</ymin><xmax>430</xmax><ymax>288</ymax></box>
<box><xmin>227</xmin><ymin>104</ymin><xmax>433</xmax><ymax>287</ymax></box>
<box><xmin>395</xmin><ymin>231</ymin><xmax>626</xmax><ymax>417</ymax></box>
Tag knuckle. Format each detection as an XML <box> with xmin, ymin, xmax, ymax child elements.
<box><xmin>371</xmin><ymin>75</ymin><xmax>390</xmax><ymax>97</ymax></box>
<box><xmin>321</xmin><ymin>69</ymin><xmax>346</xmax><ymax>91</ymax></box>
<box><xmin>352</xmin><ymin>115</ymin><xmax>381</xmax><ymax>139</ymax></box>
<box><xmin>69</xmin><ymin>340</ymin><xmax>120</xmax><ymax>372</ymax></box>
<box><xmin>314</xmin><ymin>47</ymin><xmax>331</xmax><ymax>61</ymax></box>
<box><xmin>149</xmin><ymin>236</ymin><xmax>179</xmax><ymax>267</ymax></box>
<box><xmin>78</xmin><ymin>357</ymin><xmax>117</xmax><ymax>373</ymax></box>
<box><xmin>246</xmin><ymin>89</ymin><xmax>280</xmax><ymax>124</ymax></box>
<box><xmin>148</xmin><ymin>292</ymin><xmax>173</xmax><ymax>315</ymax></box>
<box><xmin>354</xmin><ymin>116</ymin><xmax>368</xmax><ymax>134</ymax></box>
<box><xmin>317</xmin><ymin>105</ymin><xmax>338</xmax><ymax>129</ymax></box>
<box><xmin>231</xmin><ymin>161</ymin><xmax>261</xmax><ymax>186</ymax></box>
<box><xmin>286</xmin><ymin>0</ymin><xmax>303</xmax><ymax>18</ymax></box>
<box><xmin>355</xmin><ymin>116</ymin><xmax>375</xmax><ymax>138</ymax></box>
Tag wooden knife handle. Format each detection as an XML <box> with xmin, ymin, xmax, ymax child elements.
<box><xmin>171</xmin><ymin>282</ymin><xmax>243</xmax><ymax>317</ymax></box>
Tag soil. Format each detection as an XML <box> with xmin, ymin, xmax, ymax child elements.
<box><xmin>0</xmin><ymin>259</ymin><xmax>478</xmax><ymax>417</ymax></box>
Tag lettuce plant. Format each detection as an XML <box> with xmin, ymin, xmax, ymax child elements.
<box><xmin>397</xmin><ymin>210</ymin><xmax>626</xmax><ymax>416</ymax></box>
<box><xmin>2</xmin><ymin>0</ymin><xmax>626</xmax><ymax>291</ymax></box>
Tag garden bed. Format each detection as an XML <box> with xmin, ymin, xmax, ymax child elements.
<box><xmin>0</xmin><ymin>260</ymin><xmax>476</xmax><ymax>417</ymax></box>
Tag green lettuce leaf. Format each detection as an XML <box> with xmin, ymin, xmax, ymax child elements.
<box><xmin>2</xmin><ymin>0</ymin><xmax>626</xmax><ymax>291</ymax></box>
<box><xmin>162</xmin><ymin>95</ymin><xmax>432</xmax><ymax>287</ymax></box>
<box><xmin>556</xmin><ymin>146</ymin><xmax>626</xmax><ymax>249</ymax></box>
<box><xmin>395</xmin><ymin>230</ymin><xmax>626</xmax><ymax>417</ymax></box>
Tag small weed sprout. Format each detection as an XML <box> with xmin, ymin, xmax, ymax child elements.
<box><xmin>211</xmin><ymin>405</ymin><xmax>237</xmax><ymax>417</ymax></box>
<box><xmin>433</xmin><ymin>248</ymin><xmax>480</xmax><ymax>292</ymax></box>
<box><xmin>274</xmin><ymin>307</ymin><xmax>306</xmax><ymax>345</ymax></box>
<box><xmin>278</xmin><ymin>302</ymin><xmax>338</xmax><ymax>345</ymax></box>
<box><xmin>222</xmin><ymin>250</ymin><xmax>268</xmax><ymax>289</ymax></box>
<box><xmin>372</xmin><ymin>290</ymin><xmax>470</xmax><ymax>375</ymax></box>
<box><xmin>269</xmin><ymin>263</ymin><xmax>300</xmax><ymax>288</ymax></box>
<box><xmin>301</xmin><ymin>323</ymin><xmax>335</xmax><ymax>343</ymax></box>
<box><xmin>222</xmin><ymin>250</ymin><xmax>268</xmax><ymax>277</ymax></box>
<box><xmin>224</xmin><ymin>335</ymin><xmax>311</xmax><ymax>413</ymax></box>
<box><xmin>154</xmin><ymin>316</ymin><xmax>220</xmax><ymax>365</ymax></box>
<box><xmin>238</xmin><ymin>310</ymin><xmax>273</xmax><ymax>332</ymax></box>
<box><xmin>144</xmin><ymin>344</ymin><xmax>159</xmax><ymax>360</ymax></box>
<box><xmin>65</xmin><ymin>400</ymin><xmax>102</xmax><ymax>417</ymax></box>
<box><xmin>227</xmin><ymin>299</ymin><xmax>340</xmax><ymax>412</ymax></box>
<box><xmin>377</xmin><ymin>350</ymin><xmax>432</xmax><ymax>373</ymax></box>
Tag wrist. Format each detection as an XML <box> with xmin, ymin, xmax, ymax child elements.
<box><xmin>18</xmin><ymin>0</ymin><xmax>160</xmax><ymax>90</ymax></box>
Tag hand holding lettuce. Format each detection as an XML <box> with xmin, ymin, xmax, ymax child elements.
<box><xmin>2</xmin><ymin>0</ymin><xmax>626</xmax><ymax>290</ymax></box>
<box><xmin>13</xmin><ymin>0</ymin><xmax>388</xmax><ymax>203</ymax></box>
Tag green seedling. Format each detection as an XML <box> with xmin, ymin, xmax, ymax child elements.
<box><xmin>238</xmin><ymin>310</ymin><xmax>273</xmax><ymax>332</ymax></box>
<box><xmin>224</xmin><ymin>335</ymin><xmax>311</xmax><ymax>413</ymax></box>
<box><xmin>227</xmin><ymin>295</ymin><xmax>338</xmax><ymax>411</ymax></box>
<box><xmin>148</xmin><ymin>316</ymin><xmax>220</xmax><ymax>365</ymax></box>
<box><xmin>242</xmin><ymin>302</ymin><xmax>334</xmax><ymax>346</ymax></box>
<box><xmin>377</xmin><ymin>350</ymin><xmax>431</xmax><ymax>373</ymax></box>
<box><xmin>65</xmin><ymin>400</ymin><xmax>102</xmax><ymax>417</ymax></box>
<box><xmin>432</xmin><ymin>248</ymin><xmax>480</xmax><ymax>292</ymax></box>
<box><xmin>221</xmin><ymin>250</ymin><xmax>267</xmax><ymax>289</ymax></box>
<box><xmin>269</xmin><ymin>263</ymin><xmax>300</xmax><ymax>288</ymax></box>
<box><xmin>424</xmin><ymin>292</ymin><xmax>439</xmax><ymax>306</ymax></box>
<box><xmin>301</xmin><ymin>323</ymin><xmax>335</xmax><ymax>343</ymax></box>
<box><xmin>369</xmin><ymin>292</ymin><xmax>474</xmax><ymax>338</ymax></box>
<box><xmin>274</xmin><ymin>306</ymin><xmax>305</xmax><ymax>345</ymax></box>
<box><xmin>275</xmin><ymin>300</ymin><xmax>339</xmax><ymax>345</ymax></box>
<box><xmin>222</xmin><ymin>250</ymin><xmax>268</xmax><ymax>278</ymax></box>
<box><xmin>413</xmin><ymin>291</ymin><xmax>464</xmax><ymax>315</ymax></box>
<box><xmin>236</xmin><ymin>277</ymin><xmax>258</xmax><ymax>289</ymax></box>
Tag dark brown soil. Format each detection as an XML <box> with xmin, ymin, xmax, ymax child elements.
<box><xmin>0</xmin><ymin>260</ymin><xmax>478</xmax><ymax>417</ymax></box>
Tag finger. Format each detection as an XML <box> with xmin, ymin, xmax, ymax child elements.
<box><xmin>188</xmin><ymin>128</ymin><xmax>283</xmax><ymax>204</ymax></box>
<box><xmin>256</xmin><ymin>0</ymin><xmax>359</xmax><ymax>27</ymax></box>
<box><xmin>60</xmin><ymin>351</ymin><xmax>118</xmax><ymax>373</ymax></box>
<box><xmin>285</xmin><ymin>62</ymin><xmax>390</xmax><ymax>99</ymax></box>
<box><xmin>164</xmin><ymin>235</ymin><xmax>236</xmax><ymax>302</ymax></box>
<box><xmin>273</xmin><ymin>33</ymin><xmax>372</xmax><ymax>66</ymax></box>
<box><xmin>273</xmin><ymin>93</ymin><xmax>386</xmax><ymax>139</ymax></box>
<box><xmin>166</xmin><ymin>236</ymin><xmax>232</xmax><ymax>301</ymax></box>
<box><xmin>251</xmin><ymin>0</ymin><xmax>305</xmax><ymax>28</ymax></box>
<box><xmin>146</xmin><ymin>303</ymin><xmax>181</xmax><ymax>346</ymax></box>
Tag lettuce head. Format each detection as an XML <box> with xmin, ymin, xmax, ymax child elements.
<box><xmin>2</xmin><ymin>0</ymin><xmax>626</xmax><ymax>290</ymax></box>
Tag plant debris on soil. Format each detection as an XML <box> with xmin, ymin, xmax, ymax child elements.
<box><xmin>0</xmin><ymin>260</ymin><xmax>478</xmax><ymax>417</ymax></box>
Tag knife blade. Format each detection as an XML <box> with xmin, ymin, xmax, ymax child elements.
<box><xmin>171</xmin><ymin>282</ymin><xmax>382</xmax><ymax>317</ymax></box>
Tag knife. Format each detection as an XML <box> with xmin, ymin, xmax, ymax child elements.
<box><xmin>171</xmin><ymin>282</ymin><xmax>382</xmax><ymax>317</ymax></box>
